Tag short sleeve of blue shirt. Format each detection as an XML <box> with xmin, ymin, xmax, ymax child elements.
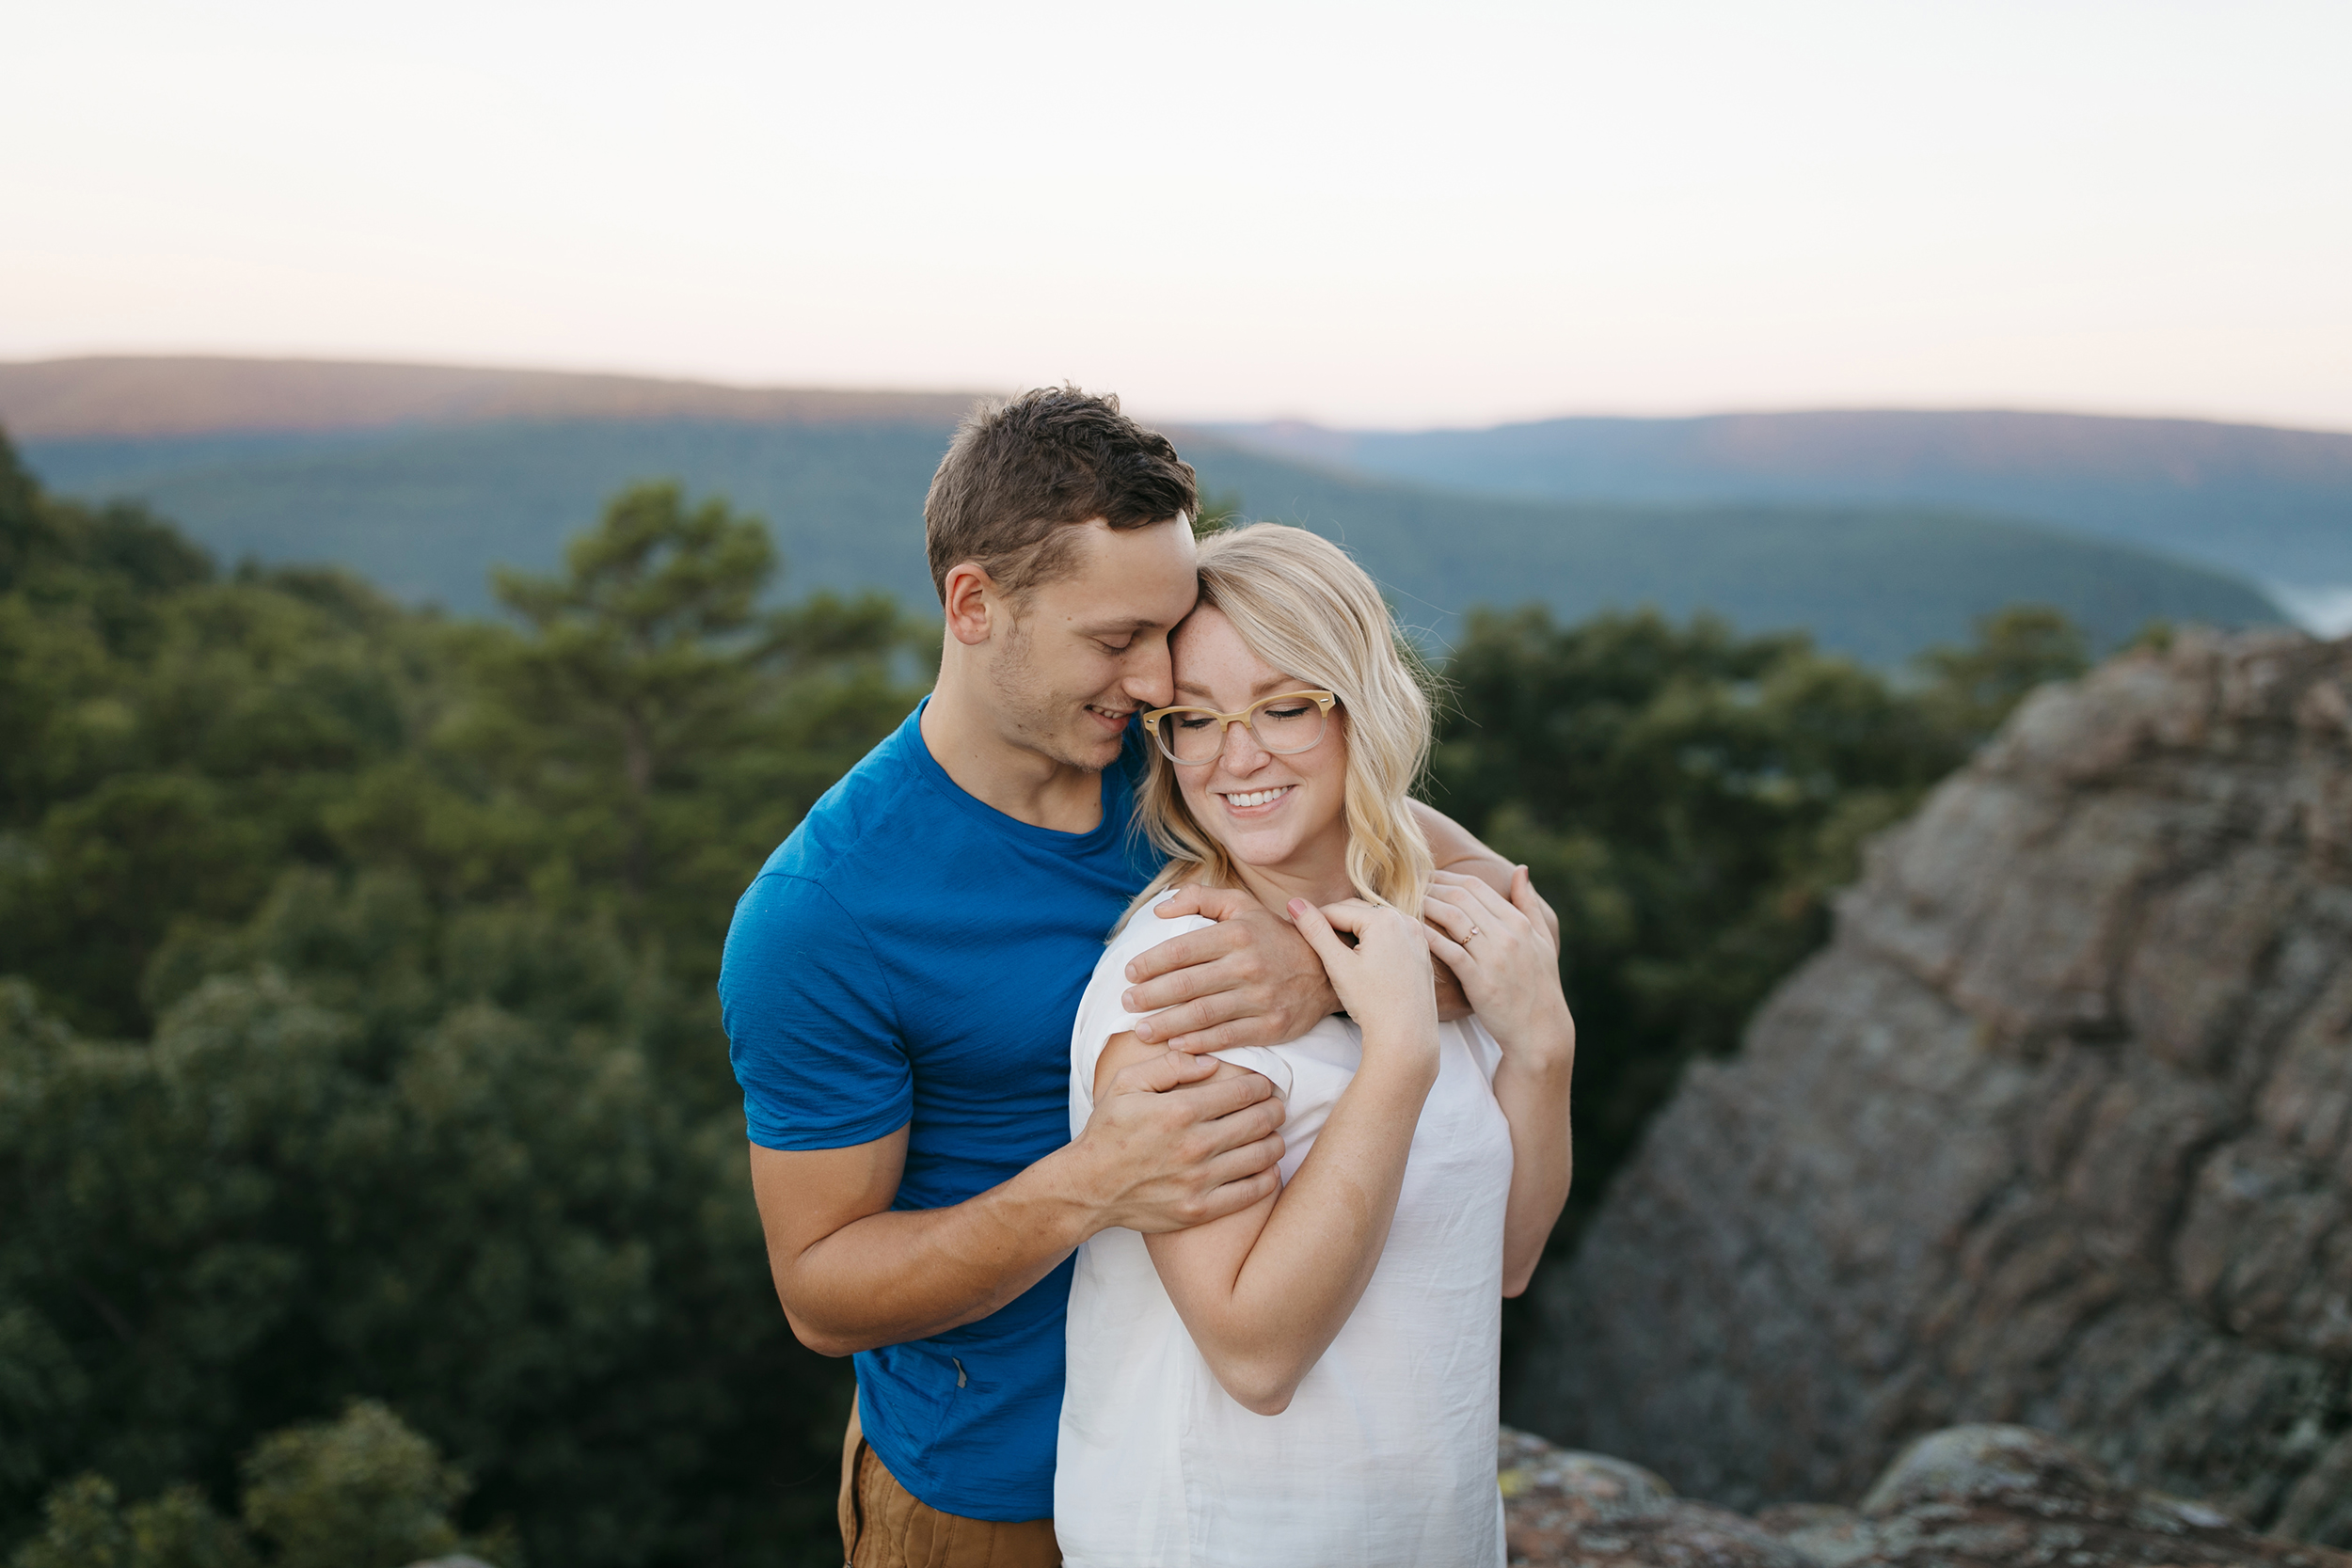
<box><xmin>717</xmin><ymin>705</ymin><xmax>1159</xmax><ymax>1521</ymax></box>
<box><xmin>724</xmin><ymin>873</ymin><xmax>911</xmax><ymax>1150</ymax></box>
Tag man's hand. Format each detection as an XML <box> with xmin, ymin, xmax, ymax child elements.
<box><xmin>751</xmin><ymin>1051</ymin><xmax>1285</xmax><ymax>1355</ymax></box>
<box><xmin>1121</xmin><ymin>886</ymin><xmax>1341</xmax><ymax>1052</ymax></box>
<box><xmin>1067</xmin><ymin>1044</ymin><xmax>1288</xmax><ymax>1233</ymax></box>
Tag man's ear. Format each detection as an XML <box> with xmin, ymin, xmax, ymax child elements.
<box><xmin>940</xmin><ymin>561</ymin><xmax>1004</xmax><ymax>647</ymax></box>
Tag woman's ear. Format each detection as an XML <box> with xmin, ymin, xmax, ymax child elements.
<box><xmin>940</xmin><ymin>562</ymin><xmax>1002</xmax><ymax>646</ymax></box>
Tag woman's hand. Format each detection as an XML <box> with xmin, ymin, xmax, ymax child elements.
<box><xmin>1287</xmin><ymin>897</ymin><xmax>1439</xmax><ymax>1067</ymax></box>
<box><xmin>1420</xmin><ymin>868</ymin><xmax>1576</xmax><ymax>1065</ymax></box>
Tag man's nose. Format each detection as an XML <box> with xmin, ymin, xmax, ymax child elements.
<box><xmin>1123</xmin><ymin>646</ymin><xmax>1174</xmax><ymax>709</ymax></box>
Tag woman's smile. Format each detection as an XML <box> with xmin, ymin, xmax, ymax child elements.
<box><xmin>1219</xmin><ymin>784</ymin><xmax>1295</xmax><ymax>814</ymax></box>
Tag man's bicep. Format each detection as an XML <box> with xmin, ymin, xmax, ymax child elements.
<box><xmin>749</xmin><ymin>1128</ymin><xmax>910</xmax><ymax>1269</ymax></box>
<box><xmin>721</xmin><ymin>874</ymin><xmax>914</xmax><ymax>1148</ymax></box>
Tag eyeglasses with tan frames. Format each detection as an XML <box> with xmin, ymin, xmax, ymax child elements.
<box><xmin>1140</xmin><ymin>690</ymin><xmax>1337</xmax><ymax>766</ymax></box>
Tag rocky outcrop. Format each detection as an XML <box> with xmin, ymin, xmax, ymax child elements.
<box><xmin>1500</xmin><ymin>1427</ymin><xmax>1813</xmax><ymax>1567</ymax></box>
<box><xmin>1509</xmin><ymin>629</ymin><xmax>2352</xmax><ymax>1538</ymax></box>
<box><xmin>1502</xmin><ymin>1424</ymin><xmax>2352</xmax><ymax>1568</ymax></box>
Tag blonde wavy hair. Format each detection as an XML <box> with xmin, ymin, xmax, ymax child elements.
<box><xmin>1123</xmin><ymin>523</ymin><xmax>1435</xmax><ymax>928</ymax></box>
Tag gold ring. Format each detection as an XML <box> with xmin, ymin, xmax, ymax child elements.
<box><xmin>1468</xmin><ymin>924</ymin><xmax>1484</xmax><ymax>940</ymax></box>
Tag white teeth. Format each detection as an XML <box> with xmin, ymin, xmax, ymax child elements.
<box><xmin>1224</xmin><ymin>786</ymin><xmax>1292</xmax><ymax>809</ymax></box>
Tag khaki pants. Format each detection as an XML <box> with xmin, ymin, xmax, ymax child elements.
<box><xmin>839</xmin><ymin>1397</ymin><xmax>1060</xmax><ymax>1568</ymax></box>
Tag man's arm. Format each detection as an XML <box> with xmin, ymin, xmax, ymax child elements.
<box><xmin>1413</xmin><ymin>800</ymin><xmax>1513</xmax><ymax>893</ymax></box>
<box><xmin>1124</xmin><ymin>803</ymin><xmax>1555</xmax><ymax>1049</ymax></box>
<box><xmin>750</xmin><ymin>1047</ymin><xmax>1286</xmax><ymax>1355</ymax></box>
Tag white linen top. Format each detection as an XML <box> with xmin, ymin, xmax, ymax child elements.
<box><xmin>1055</xmin><ymin>890</ymin><xmax>1513</xmax><ymax>1568</ymax></box>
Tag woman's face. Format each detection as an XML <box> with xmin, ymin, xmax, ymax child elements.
<box><xmin>1165</xmin><ymin>607</ymin><xmax>1350</xmax><ymax>877</ymax></box>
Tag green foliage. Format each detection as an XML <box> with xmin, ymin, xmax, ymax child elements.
<box><xmin>240</xmin><ymin>1402</ymin><xmax>470</xmax><ymax>1568</ymax></box>
<box><xmin>1192</xmin><ymin>489</ymin><xmax>1243</xmax><ymax>539</ymax></box>
<box><xmin>11</xmin><ymin>1402</ymin><xmax>489</xmax><ymax>1568</ymax></box>
<box><xmin>1912</xmin><ymin>603</ymin><xmax>2090</xmax><ymax>738</ymax></box>
<box><xmin>9</xmin><ymin>1476</ymin><xmax>252</xmax><ymax>1568</ymax></box>
<box><xmin>445</xmin><ymin>481</ymin><xmax>922</xmax><ymax>984</ymax></box>
<box><xmin>0</xmin><ymin>430</ymin><xmax>915</xmax><ymax>1566</ymax></box>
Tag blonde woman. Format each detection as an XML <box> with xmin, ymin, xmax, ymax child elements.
<box><xmin>1055</xmin><ymin>525</ymin><xmax>1576</xmax><ymax>1566</ymax></box>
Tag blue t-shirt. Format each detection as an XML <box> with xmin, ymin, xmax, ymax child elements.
<box><xmin>718</xmin><ymin>702</ymin><xmax>1160</xmax><ymax>1521</ymax></box>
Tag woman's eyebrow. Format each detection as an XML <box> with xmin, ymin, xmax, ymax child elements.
<box><xmin>1169</xmin><ymin>678</ymin><xmax>1309</xmax><ymax>703</ymax></box>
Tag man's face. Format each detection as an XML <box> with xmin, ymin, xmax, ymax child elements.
<box><xmin>984</xmin><ymin>518</ymin><xmax>1200</xmax><ymax>773</ymax></box>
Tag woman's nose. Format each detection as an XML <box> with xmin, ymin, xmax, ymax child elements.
<box><xmin>1219</xmin><ymin>719</ymin><xmax>1271</xmax><ymax>770</ymax></box>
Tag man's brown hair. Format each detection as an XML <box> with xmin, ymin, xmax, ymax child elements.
<box><xmin>923</xmin><ymin>387</ymin><xmax>1199</xmax><ymax>604</ymax></box>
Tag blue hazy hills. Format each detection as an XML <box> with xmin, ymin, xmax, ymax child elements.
<box><xmin>1214</xmin><ymin>410</ymin><xmax>2352</xmax><ymax>628</ymax></box>
<box><xmin>6</xmin><ymin>357</ymin><xmax>2321</xmax><ymax>664</ymax></box>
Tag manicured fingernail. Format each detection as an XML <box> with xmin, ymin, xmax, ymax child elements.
<box><xmin>1287</xmin><ymin>898</ymin><xmax>1308</xmax><ymax>917</ymax></box>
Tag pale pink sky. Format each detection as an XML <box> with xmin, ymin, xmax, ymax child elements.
<box><xmin>7</xmin><ymin>0</ymin><xmax>2347</xmax><ymax>430</ymax></box>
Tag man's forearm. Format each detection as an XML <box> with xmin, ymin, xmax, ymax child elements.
<box><xmin>777</xmin><ymin>1153</ymin><xmax>1094</xmax><ymax>1355</ymax></box>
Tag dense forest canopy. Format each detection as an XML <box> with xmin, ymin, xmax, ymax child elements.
<box><xmin>0</xmin><ymin>426</ymin><xmax>2087</xmax><ymax>1567</ymax></box>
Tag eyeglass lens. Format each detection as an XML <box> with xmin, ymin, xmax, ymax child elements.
<box><xmin>1158</xmin><ymin>697</ymin><xmax>1327</xmax><ymax>763</ymax></box>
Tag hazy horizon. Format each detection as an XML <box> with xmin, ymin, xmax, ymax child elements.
<box><xmin>9</xmin><ymin>351</ymin><xmax>2352</xmax><ymax>442</ymax></box>
<box><xmin>8</xmin><ymin>1</ymin><xmax>2347</xmax><ymax>431</ymax></box>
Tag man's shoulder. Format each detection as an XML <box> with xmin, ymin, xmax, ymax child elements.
<box><xmin>761</xmin><ymin>721</ymin><xmax>934</xmax><ymax>885</ymax></box>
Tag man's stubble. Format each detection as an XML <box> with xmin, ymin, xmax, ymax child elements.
<box><xmin>985</xmin><ymin>616</ymin><xmax>1115</xmax><ymax>775</ymax></box>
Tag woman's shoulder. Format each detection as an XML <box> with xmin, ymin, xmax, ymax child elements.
<box><xmin>1072</xmin><ymin>890</ymin><xmax>1218</xmax><ymax>1072</ymax></box>
<box><xmin>1095</xmin><ymin>886</ymin><xmax>1218</xmax><ymax>977</ymax></box>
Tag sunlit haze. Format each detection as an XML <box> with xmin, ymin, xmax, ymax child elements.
<box><xmin>7</xmin><ymin>0</ymin><xmax>2347</xmax><ymax>429</ymax></box>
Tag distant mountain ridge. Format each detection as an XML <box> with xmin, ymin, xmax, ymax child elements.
<box><xmin>0</xmin><ymin>356</ymin><xmax>987</xmax><ymax>437</ymax></box>
<box><xmin>0</xmin><ymin>356</ymin><xmax>2295</xmax><ymax>663</ymax></box>
<box><xmin>1214</xmin><ymin>409</ymin><xmax>2352</xmax><ymax>611</ymax></box>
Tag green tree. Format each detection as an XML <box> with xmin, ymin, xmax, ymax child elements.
<box><xmin>0</xmin><ymin>451</ymin><xmax>911</xmax><ymax>1565</ymax></box>
<box><xmin>1192</xmin><ymin>489</ymin><xmax>1244</xmax><ymax>538</ymax></box>
<box><xmin>1913</xmin><ymin>603</ymin><xmax>2090</xmax><ymax>743</ymax></box>
<box><xmin>10</xmin><ymin>1402</ymin><xmax>490</xmax><ymax>1568</ymax></box>
<box><xmin>240</xmin><ymin>1402</ymin><xmax>471</xmax><ymax>1568</ymax></box>
<box><xmin>434</xmin><ymin>480</ymin><xmax>922</xmax><ymax>990</ymax></box>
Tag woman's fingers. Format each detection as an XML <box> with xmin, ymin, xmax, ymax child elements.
<box><xmin>1422</xmin><ymin>918</ymin><xmax>1471</xmax><ymax>972</ymax></box>
<box><xmin>1303</xmin><ymin>896</ymin><xmax>1381</xmax><ymax>934</ymax></box>
<box><xmin>1456</xmin><ymin>872</ymin><xmax>1520</xmax><ymax>923</ymax></box>
<box><xmin>1449</xmin><ymin>872</ymin><xmax>1537</xmax><ymax>946</ymax></box>
<box><xmin>1429</xmin><ymin>869</ymin><xmax>1518</xmax><ymax>925</ymax></box>
<box><xmin>1508</xmin><ymin>865</ymin><xmax>1560</xmax><ymax>953</ymax></box>
<box><xmin>1421</xmin><ymin>892</ymin><xmax>1477</xmax><ymax>947</ymax></box>
<box><xmin>1286</xmin><ymin>897</ymin><xmax>1357</xmax><ymax>967</ymax></box>
<box><xmin>1428</xmin><ymin>877</ymin><xmax>1516</xmax><ymax>941</ymax></box>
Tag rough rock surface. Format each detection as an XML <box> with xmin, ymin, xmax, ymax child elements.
<box><xmin>1503</xmin><ymin>1424</ymin><xmax>2352</xmax><ymax>1568</ymax></box>
<box><xmin>1509</xmin><ymin>629</ymin><xmax>2352</xmax><ymax>1536</ymax></box>
<box><xmin>1500</xmin><ymin>1427</ymin><xmax>1813</xmax><ymax>1567</ymax></box>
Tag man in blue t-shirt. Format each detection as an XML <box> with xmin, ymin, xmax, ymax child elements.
<box><xmin>719</xmin><ymin>389</ymin><xmax>1515</xmax><ymax>1566</ymax></box>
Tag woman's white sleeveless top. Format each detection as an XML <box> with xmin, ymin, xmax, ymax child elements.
<box><xmin>1055</xmin><ymin>892</ymin><xmax>1513</xmax><ymax>1567</ymax></box>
